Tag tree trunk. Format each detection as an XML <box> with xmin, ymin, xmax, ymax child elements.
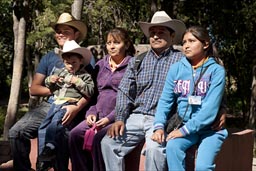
<box><xmin>150</xmin><ymin>0</ymin><xmax>158</xmax><ymax>14</ymax></box>
<box><xmin>3</xmin><ymin>1</ymin><xmax>27</xmax><ymax>140</ymax></box>
<box><xmin>249</xmin><ymin>65</ymin><xmax>256</xmax><ymax>129</ymax></box>
<box><xmin>72</xmin><ymin>0</ymin><xmax>84</xmax><ymax>20</ymax></box>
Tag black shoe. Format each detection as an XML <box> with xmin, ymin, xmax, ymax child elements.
<box><xmin>36</xmin><ymin>161</ymin><xmax>51</xmax><ymax>171</ymax></box>
<box><xmin>38</xmin><ymin>146</ymin><xmax>56</xmax><ymax>162</ymax></box>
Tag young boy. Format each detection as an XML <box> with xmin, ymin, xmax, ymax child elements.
<box><xmin>37</xmin><ymin>40</ymin><xmax>94</xmax><ymax>168</ymax></box>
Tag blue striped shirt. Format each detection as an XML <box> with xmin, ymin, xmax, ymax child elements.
<box><xmin>115</xmin><ymin>47</ymin><xmax>184</xmax><ymax>121</ymax></box>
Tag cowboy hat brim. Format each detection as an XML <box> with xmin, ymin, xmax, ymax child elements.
<box><xmin>61</xmin><ymin>47</ymin><xmax>92</xmax><ymax>66</ymax></box>
<box><xmin>50</xmin><ymin>20</ymin><xmax>87</xmax><ymax>43</ymax></box>
<box><xmin>139</xmin><ymin>20</ymin><xmax>186</xmax><ymax>44</ymax></box>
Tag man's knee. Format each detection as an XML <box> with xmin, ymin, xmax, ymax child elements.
<box><xmin>8</xmin><ymin>123</ymin><xmax>20</xmax><ymax>139</ymax></box>
<box><xmin>146</xmin><ymin>138</ymin><xmax>165</xmax><ymax>155</ymax></box>
<box><xmin>101</xmin><ymin>135</ymin><xmax>114</xmax><ymax>152</ymax></box>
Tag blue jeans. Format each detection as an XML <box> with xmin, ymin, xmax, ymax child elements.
<box><xmin>38</xmin><ymin>103</ymin><xmax>67</xmax><ymax>154</ymax></box>
<box><xmin>101</xmin><ymin>114</ymin><xmax>167</xmax><ymax>171</ymax></box>
<box><xmin>38</xmin><ymin>102</ymin><xmax>79</xmax><ymax>171</ymax></box>
<box><xmin>8</xmin><ymin>101</ymin><xmax>51</xmax><ymax>171</ymax></box>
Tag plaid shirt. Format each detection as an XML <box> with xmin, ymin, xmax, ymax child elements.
<box><xmin>115</xmin><ymin>47</ymin><xmax>184</xmax><ymax>121</ymax></box>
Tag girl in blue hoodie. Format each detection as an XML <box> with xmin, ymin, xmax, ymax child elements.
<box><xmin>152</xmin><ymin>26</ymin><xmax>228</xmax><ymax>171</ymax></box>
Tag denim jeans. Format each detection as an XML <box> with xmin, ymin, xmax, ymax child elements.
<box><xmin>38</xmin><ymin>103</ymin><xmax>67</xmax><ymax>154</ymax></box>
<box><xmin>8</xmin><ymin>101</ymin><xmax>51</xmax><ymax>171</ymax></box>
<box><xmin>38</xmin><ymin>102</ymin><xmax>71</xmax><ymax>171</ymax></box>
<box><xmin>101</xmin><ymin>113</ymin><xmax>167</xmax><ymax>171</ymax></box>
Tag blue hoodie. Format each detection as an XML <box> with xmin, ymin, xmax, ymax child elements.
<box><xmin>154</xmin><ymin>56</ymin><xmax>225</xmax><ymax>136</ymax></box>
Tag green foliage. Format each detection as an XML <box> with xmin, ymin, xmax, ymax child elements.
<box><xmin>84</xmin><ymin>0</ymin><xmax>150</xmax><ymax>45</ymax></box>
<box><xmin>0</xmin><ymin>0</ymin><xmax>13</xmax><ymax>99</ymax></box>
<box><xmin>0</xmin><ymin>0</ymin><xmax>255</xmax><ymax>129</ymax></box>
<box><xmin>26</xmin><ymin>8</ymin><xmax>56</xmax><ymax>53</ymax></box>
<box><xmin>0</xmin><ymin>107</ymin><xmax>5</xmax><ymax>137</ymax></box>
<box><xmin>217</xmin><ymin>1</ymin><xmax>256</xmax><ymax>116</ymax></box>
<box><xmin>0</xmin><ymin>106</ymin><xmax>28</xmax><ymax>137</ymax></box>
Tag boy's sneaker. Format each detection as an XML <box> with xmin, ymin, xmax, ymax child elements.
<box><xmin>38</xmin><ymin>146</ymin><xmax>56</xmax><ymax>162</ymax></box>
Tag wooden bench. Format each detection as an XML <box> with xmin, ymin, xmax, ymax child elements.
<box><xmin>0</xmin><ymin>141</ymin><xmax>12</xmax><ymax>164</ymax></box>
<box><xmin>125</xmin><ymin>129</ymin><xmax>255</xmax><ymax>171</ymax></box>
<box><xmin>0</xmin><ymin>129</ymin><xmax>254</xmax><ymax>171</ymax></box>
<box><xmin>215</xmin><ymin>129</ymin><xmax>255</xmax><ymax>171</ymax></box>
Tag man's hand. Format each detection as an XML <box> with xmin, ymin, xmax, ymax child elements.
<box><xmin>212</xmin><ymin>113</ymin><xmax>226</xmax><ymax>131</ymax></box>
<box><xmin>61</xmin><ymin>104</ymin><xmax>80</xmax><ymax>126</ymax></box>
<box><xmin>151</xmin><ymin>129</ymin><xmax>165</xmax><ymax>144</ymax></box>
<box><xmin>107</xmin><ymin>121</ymin><xmax>124</xmax><ymax>138</ymax></box>
<box><xmin>61</xmin><ymin>97</ymin><xmax>90</xmax><ymax>126</ymax></box>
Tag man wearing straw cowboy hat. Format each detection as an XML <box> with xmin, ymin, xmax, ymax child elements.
<box><xmin>8</xmin><ymin>12</ymin><xmax>92</xmax><ymax>171</ymax></box>
<box><xmin>101</xmin><ymin>10</ymin><xmax>186</xmax><ymax>171</ymax></box>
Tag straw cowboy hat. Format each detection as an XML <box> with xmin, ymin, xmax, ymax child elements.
<box><xmin>61</xmin><ymin>40</ymin><xmax>92</xmax><ymax>66</ymax></box>
<box><xmin>50</xmin><ymin>13</ymin><xmax>87</xmax><ymax>43</ymax></box>
<box><xmin>138</xmin><ymin>11</ymin><xmax>186</xmax><ymax>44</ymax></box>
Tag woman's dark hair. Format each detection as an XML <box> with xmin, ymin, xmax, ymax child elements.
<box><xmin>184</xmin><ymin>26</ymin><xmax>223</xmax><ymax>65</ymax></box>
<box><xmin>107</xmin><ymin>27</ymin><xmax>136</xmax><ymax>56</ymax></box>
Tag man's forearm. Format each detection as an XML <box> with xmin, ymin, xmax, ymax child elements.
<box><xmin>30</xmin><ymin>85</ymin><xmax>52</xmax><ymax>96</ymax></box>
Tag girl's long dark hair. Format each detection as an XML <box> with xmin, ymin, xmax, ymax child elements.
<box><xmin>184</xmin><ymin>26</ymin><xmax>223</xmax><ymax>65</ymax></box>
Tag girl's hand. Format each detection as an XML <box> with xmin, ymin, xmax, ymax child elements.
<box><xmin>166</xmin><ymin>129</ymin><xmax>183</xmax><ymax>141</ymax></box>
